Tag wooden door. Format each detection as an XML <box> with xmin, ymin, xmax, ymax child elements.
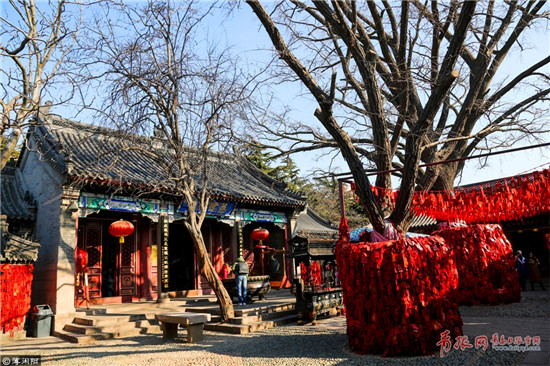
<box><xmin>119</xmin><ymin>228</ymin><xmax>137</xmax><ymax>297</ymax></box>
<box><xmin>84</xmin><ymin>223</ymin><xmax>102</xmax><ymax>298</ymax></box>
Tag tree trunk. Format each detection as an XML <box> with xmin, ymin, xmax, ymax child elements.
<box><xmin>185</xmin><ymin>220</ymin><xmax>234</xmax><ymax>322</ymax></box>
<box><xmin>431</xmin><ymin>162</ymin><xmax>458</xmax><ymax>191</ymax></box>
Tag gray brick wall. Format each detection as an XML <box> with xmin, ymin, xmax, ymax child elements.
<box><xmin>20</xmin><ymin>135</ymin><xmax>76</xmax><ymax>315</ymax></box>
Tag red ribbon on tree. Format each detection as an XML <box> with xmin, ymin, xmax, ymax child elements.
<box><xmin>336</xmin><ymin>218</ymin><xmax>462</xmax><ymax>356</ymax></box>
<box><xmin>357</xmin><ymin>168</ymin><xmax>549</xmax><ymax>224</ymax></box>
<box><xmin>433</xmin><ymin>224</ymin><xmax>520</xmax><ymax>305</ymax></box>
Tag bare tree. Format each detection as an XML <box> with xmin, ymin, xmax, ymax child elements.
<box><xmin>75</xmin><ymin>1</ymin><xmax>261</xmax><ymax>321</ymax></box>
<box><xmin>246</xmin><ymin>0</ymin><xmax>550</xmax><ymax>234</ymax></box>
<box><xmin>1</xmin><ymin>0</ymin><xmax>79</xmax><ymax>169</ymax></box>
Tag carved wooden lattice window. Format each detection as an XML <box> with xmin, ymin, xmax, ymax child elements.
<box><xmin>121</xmin><ymin>240</ymin><xmax>133</xmax><ymax>267</ymax></box>
<box><xmin>87</xmin><ymin>230</ymin><xmax>101</xmax><ymax>267</ymax></box>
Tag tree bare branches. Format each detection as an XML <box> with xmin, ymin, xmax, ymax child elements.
<box><xmin>247</xmin><ymin>0</ymin><xmax>550</xmax><ymax>233</ymax></box>
<box><xmin>1</xmin><ymin>0</ymin><xmax>79</xmax><ymax>169</ymax></box>
<box><xmin>75</xmin><ymin>0</ymin><xmax>260</xmax><ymax>321</ymax></box>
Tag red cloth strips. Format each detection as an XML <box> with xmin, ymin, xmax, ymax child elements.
<box><xmin>362</xmin><ymin>168</ymin><xmax>549</xmax><ymax>224</ymax></box>
<box><xmin>300</xmin><ymin>261</ymin><xmax>322</xmax><ymax>287</ymax></box>
<box><xmin>0</xmin><ymin>264</ymin><xmax>34</xmax><ymax>336</ymax></box>
<box><xmin>433</xmin><ymin>224</ymin><xmax>521</xmax><ymax>305</ymax></box>
<box><xmin>336</xmin><ymin>218</ymin><xmax>462</xmax><ymax>356</ymax></box>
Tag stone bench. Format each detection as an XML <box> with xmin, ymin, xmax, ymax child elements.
<box><xmin>155</xmin><ymin>312</ymin><xmax>211</xmax><ymax>343</ymax></box>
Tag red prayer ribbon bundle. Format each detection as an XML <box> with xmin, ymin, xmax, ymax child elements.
<box><xmin>361</xmin><ymin>169</ymin><xmax>550</xmax><ymax>224</ymax></box>
<box><xmin>0</xmin><ymin>264</ymin><xmax>34</xmax><ymax>336</ymax></box>
<box><xmin>336</xmin><ymin>218</ymin><xmax>462</xmax><ymax>356</ymax></box>
<box><xmin>300</xmin><ymin>261</ymin><xmax>322</xmax><ymax>288</ymax></box>
<box><xmin>433</xmin><ymin>224</ymin><xmax>521</xmax><ymax>305</ymax></box>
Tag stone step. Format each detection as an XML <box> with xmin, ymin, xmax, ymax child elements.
<box><xmin>204</xmin><ymin>322</ymin><xmax>252</xmax><ymax>334</ymax></box>
<box><xmin>209</xmin><ymin>315</ymin><xmax>222</xmax><ymax>323</ymax></box>
<box><xmin>229</xmin><ymin>315</ymin><xmax>261</xmax><ymax>325</ymax></box>
<box><xmin>185</xmin><ymin>307</ymin><xmax>221</xmax><ymax>316</ymax></box>
<box><xmin>205</xmin><ymin>313</ymin><xmax>298</xmax><ymax>334</ymax></box>
<box><xmin>73</xmin><ymin>313</ymin><xmax>150</xmax><ymax>326</ymax></box>
<box><xmin>259</xmin><ymin>308</ymin><xmax>296</xmax><ymax>321</ymax></box>
<box><xmin>229</xmin><ymin>308</ymin><xmax>296</xmax><ymax>325</ymax></box>
<box><xmin>185</xmin><ymin>302</ymin><xmax>295</xmax><ymax>318</ymax></box>
<box><xmin>54</xmin><ymin>326</ymin><xmax>161</xmax><ymax>343</ymax></box>
<box><xmin>237</xmin><ymin>303</ymin><xmax>295</xmax><ymax>317</ymax></box>
<box><xmin>64</xmin><ymin>319</ymin><xmax>160</xmax><ymax>334</ymax></box>
<box><xmin>76</xmin><ymin>298</ymin><xmax>216</xmax><ymax>316</ymax></box>
<box><xmin>271</xmin><ymin>313</ymin><xmax>299</xmax><ymax>327</ymax></box>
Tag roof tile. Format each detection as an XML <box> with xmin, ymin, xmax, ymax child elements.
<box><xmin>30</xmin><ymin>115</ymin><xmax>306</xmax><ymax>208</ymax></box>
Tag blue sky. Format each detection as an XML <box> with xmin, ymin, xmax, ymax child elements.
<box><xmin>211</xmin><ymin>3</ymin><xmax>550</xmax><ymax>186</ymax></box>
<box><xmin>4</xmin><ymin>1</ymin><xmax>547</xmax><ymax>186</ymax></box>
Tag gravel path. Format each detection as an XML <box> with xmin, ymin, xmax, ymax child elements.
<box><xmin>459</xmin><ymin>289</ymin><xmax>550</xmax><ymax>318</ymax></box>
<box><xmin>3</xmin><ymin>323</ymin><xmax>527</xmax><ymax>366</ymax></box>
<box><xmin>2</xmin><ymin>287</ymin><xmax>548</xmax><ymax>366</ymax></box>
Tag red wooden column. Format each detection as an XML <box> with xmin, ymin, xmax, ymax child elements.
<box><xmin>138</xmin><ymin>219</ymin><xmax>156</xmax><ymax>300</ymax></box>
<box><xmin>83</xmin><ymin>222</ymin><xmax>102</xmax><ymax>299</ymax></box>
<box><xmin>280</xmin><ymin>223</ymin><xmax>291</xmax><ymax>288</ymax></box>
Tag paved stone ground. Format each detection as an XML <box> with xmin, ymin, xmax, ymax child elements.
<box><xmin>1</xmin><ymin>285</ymin><xmax>548</xmax><ymax>366</ymax></box>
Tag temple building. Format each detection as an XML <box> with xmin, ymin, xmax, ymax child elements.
<box><xmin>13</xmin><ymin>112</ymin><xmax>306</xmax><ymax>329</ymax></box>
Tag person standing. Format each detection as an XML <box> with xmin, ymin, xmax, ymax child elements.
<box><xmin>515</xmin><ymin>250</ymin><xmax>529</xmax><ymax>290</ymax></box>
<box><xmin>528</xmin><ymin>252</ymin><xmax>546</xmax><ymax>290</ymax></box>
<box><xmin>233</xmin><ymin>256</ymin><xmax>249</xmax><ymax>305</ymax></box>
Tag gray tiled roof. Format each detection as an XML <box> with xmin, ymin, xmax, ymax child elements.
<box><xmin>293</xmin><ymin>207</ymin><xmax>338</xmax><ymax>240</ymax></box>
<box><xmin>0</xmin><ymin>160</ymin><xmax>36</xmax><ymax>221</ymax></box>
<box><xmin>28</xmin><ymin>115</ymin><xmax>306</xmax><ymax>208</ymax></box>
<box><xmin>0</xmin><ymin>232</ymin><xmax>40</xmax><ymax>263</ymax></box>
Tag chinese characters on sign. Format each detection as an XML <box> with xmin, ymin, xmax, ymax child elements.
<box><xmin>438</xmin><ymin>330</ymin><xmax>542</xmax><ymax>357</ymax></box>
<box><xmin>237</xmin><ymin>220</ymin><xmax>244</xmax><ymax>257</ymax></box>
<box><xmin>160</xmin><ymin>215</ymin><xmax>169</xmax><ymax>290</ymax></box>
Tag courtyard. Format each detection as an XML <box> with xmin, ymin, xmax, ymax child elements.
<box><xmin>1</xmin><ymin>284</ymin><xmax>548</xmax><ymax>366</ymax></box>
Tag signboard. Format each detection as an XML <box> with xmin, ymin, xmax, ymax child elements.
<box><xmin>160</xmin><ymin>215</ymin><xmax>170</xmax><ymax>291</ymax></box>
<box><xmin>78</xmin><ymin>193</ymin><xmax>173</xmax><ymax>222</ymax></box>
<box><xmin>238</xmin><ymin>209</ymin><xmax>287</xmax><ymax>223</ymax></box>
<box><xmin>79</xmin><ymin>193</ymin><xmax>236</xmax><ymax>222</ymax></box>
<box><xmin>177</xmin><ymin>200</ymin><xmax>236</xmax><ymax>217</ymax></box>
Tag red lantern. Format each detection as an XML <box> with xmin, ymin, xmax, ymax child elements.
<box><xmin>251</xmin><ymin>227</ymin><xmax>269</xmax><ymax>246</ymax></box>
<box><xmin>108</xmin><ymin>219</ymin><xmax>135</xmax><ymax>244</ymax></box>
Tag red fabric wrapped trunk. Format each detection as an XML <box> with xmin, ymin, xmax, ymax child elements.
<box><xmin>336</xmin><ymin>219</ymin><xmax>462</xmax><ymax>356</ymax></box>
<box><xmin>433</xmin><ymin>224</ymin><xmax>520</xmax><ymax>305</ymax></box>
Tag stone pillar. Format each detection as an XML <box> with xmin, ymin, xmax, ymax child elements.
<box><xmin>56</xmin><ymin>188</ymin><xmax>79</xmax><ymax>315</ymax></box>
